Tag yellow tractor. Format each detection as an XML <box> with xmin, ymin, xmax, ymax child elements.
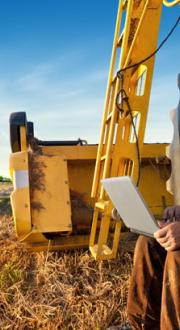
<box><xmin>9</xmin><ymin>0</ymin><xmax>179</xmax><ymax>259</ymax></box>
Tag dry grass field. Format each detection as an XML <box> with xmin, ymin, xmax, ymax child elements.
<box><xmin>0</xmin><ymin>183</ymin><xmax>135</xmax><ymax>330</ymax></box>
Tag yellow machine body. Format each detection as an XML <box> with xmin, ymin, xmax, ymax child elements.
<box><xmin>89</xmin><ymin>0</ymin><xmax>179</xmax><ymax>259</ymax></box>
<box><xmin>9</xmin><ymin>0</ymin><xmax>179</xmax><ymax>256</ymax></box>
<box><xmin>9</xmin><ymin>142</ymin><xmax>173</xmax><ymax>251</ymax></box>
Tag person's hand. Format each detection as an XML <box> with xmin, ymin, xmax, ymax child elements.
<box><xmin>154</xmin><ymin>221</ymin><xmax>180</xmax><ymax>251</ymax></box>
<box><xmin>162</xmin><ymin>205</ymin><xmax>180</xmax><ymax>222</ymax></box>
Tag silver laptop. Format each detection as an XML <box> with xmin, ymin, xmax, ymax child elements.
<box><xmin>101</xmin><ymin>176</ymin><xmax>159</xmax><ymax>237</ymax></box>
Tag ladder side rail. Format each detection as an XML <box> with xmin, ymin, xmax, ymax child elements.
<box><xmin>99</xmin><ymin>0</ymin><xmax>134</xmax><ymax>199</ymax></box>
<box><xmin>110</xmin><ymin>1</ymin><xmax>163</xmax><ymax>183</ymax></box>
<box><xmin>91</xmin><ymin>0</ymin><xmax>124</xmax><ymax>198</ymax></box>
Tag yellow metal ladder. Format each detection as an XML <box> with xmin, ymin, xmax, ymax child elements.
<box><xmin>89</xmin><ymin>0</ymin><xmax>163</xmax><ymax>260</ymax></box>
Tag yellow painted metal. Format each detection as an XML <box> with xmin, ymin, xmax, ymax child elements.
<box><xmin>90</xmin><ymin>201</ymin><xmax>122</xmax><ymax>260</ymax></box>
<box><xmin>163</xmin><ymin>0</ymin><xmax>180</xmax><ymax>7</ymax></box>
<box><xmin>11</xmin><ymin>188</ymin><xmax>31</xmax><ymax>239</ymax></box>
<box><xmin>90</xmin><ymin>0</ymin><xmax>164</xmax><ymax>260</ymax></box>
<box><xmin>41</xmin><ymin>145</ymin><xmax>97</xmax><ymax>160</ymax></box>
<box><xmin>142</xmin><ymin>143</ymin><xmax>168</xmax><ymax>157</ymax></box>
<box><xmin>9</xmin><ymin>145</ymin><xmax>97</xmax><ymax>250</ymax></box>
<box><xmin>30</xmin><ymin>153</ymin><xmax>72</xmax><ymax>233</ymax></box>
<box><xmin>41</xmin><ymin>146</ymin><xmax>96</xmax><ymax>211</ymax></box>
<box><xmin>20</xmin><ymin>126</ymin><xmax>27</xmax><ymax>151</ymax></box>
<box><xmin>9</xmin><ymin>143</ymin><xmax>173</xmax><ymax>251</ymax></box>
<box><xmin>9</xmin><ymin>1</ymin><xmax>176</xmax><ymax>254</ymax></box>
<box><xmin>9</xmin><ymin>152</ymin><xmax>31</xmax><ymax>239</ymax></box>
<box><xmin>91</xmin><ymin>0</ymin><xmax>124</xmax><ymax>198</ymax></box>
<box><xmin>9</xmin><ymin>150</ymin><xmax>28</xmax><ymax>171</ymax></box>
<box><xmin>90</xmin><ymin>222</ymin><xmax>122</xmax><ymax>260</ymax></box>
<box><xmin>25</xmin><ymin>235</ymin><xmax>90</xmax><ymax>252</ymax></box>
<box><xmin>42</xmin><ymin>145</ymin><xmax>97</xmax><ymax>209</ymax></box>
<box><xmin>139</xmin><ymin>159</ymin><xmax>173</xmax><ymax>216</ymax></box>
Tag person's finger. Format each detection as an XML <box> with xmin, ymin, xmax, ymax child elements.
<box><xmin>165</xmin><ymin>246</ymin><xmax>174</xmax><ymax>251</ymax></box>
<box><xmin>161</xmin><ymin>239</ymin><xmax>174</xmax><ymax>249</ymax></box>
<box><xmin>174</xmin><ymin>206</ymin><xmax>180</xmax><ymax>221</ymax></box>
<box><xmin>157</xmin><ymin>220</ymin><xmax>168</xmax><ymax>228</ymax></box>
<box><xmin>166</xmin><ymin>240</ymin><xmax>180</xmax><ymax>251</ymax></box>
<box><xmin>163</xmin><ymin>207</ymin><xmax>170</xmax><ymax>220</ymax></box>
<box><xmin>154</xmin><ymin>226</ymin><xmax>168</xmax><ymax>239</ymax></box>
<box><xmin>167</xmin><ymin>207</ymin><xmax>175</xmax><ymax>220</ymax></box>
<box><xmin>164</xmin><ymin>241</ymin><xmax>177</xmax><ymax>251</ymax></box>
<box><xmin>156</xmin><ymin>235</ymin><xmax>169</xmax><ymax>244</ymax></box>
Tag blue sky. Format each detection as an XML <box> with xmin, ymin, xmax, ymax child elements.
<box><xmin>0</xmin><ymin>0</ymin><xmax>179</xmax><ymax>176</ymax></box>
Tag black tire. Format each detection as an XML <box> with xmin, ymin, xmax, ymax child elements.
<box><xmin>27</xmin><ymin>121</ymin><xmax>34</xmax><ymax>142</ymax></box>
<box><xmin>9</xmin><ymin>112</ymin><xmax>27</xmax><ymax>153</ymax></box>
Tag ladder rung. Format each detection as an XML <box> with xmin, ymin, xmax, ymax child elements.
<box><xmin>117</xmin><ymin>29</ymin><xmax>124</xmax><ymax>47</ymax></box>
<box><xmin>90</xmin><ymin>244</ymin><xmax>112</xmax><ymax>260</ymax></box>
<box><xmin>122</xmin><ymin>0</ymin><xmax>128</xmax><ymax>10</ymax></box>
<box><xmin>101</xmin><ymin>155</ymin><xmax>106</xmax><ymax>161</ymax></box>
<box><xmin>111</xmin><ymin>75</ymin><xmax>117</xmax><ymax>84</ymax></box>
<box><xmin>106</xmin><ymin>110</ymin><xmax>118</xmax><ymax>124</ymax></box>
<box><xmin>106</xmin><ymin>112</ymin><xmax>112</xmax><ymax>123</ymax></box>
<box><xmin>95</xmin><ymin>202</ymin><xmax>106</xmax><ymax>210</ymax></box>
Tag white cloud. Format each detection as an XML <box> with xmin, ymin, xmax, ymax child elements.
<box><xmin>15</xmin><ymin>61</ymin><xmax>107</xmax><ymax>102</ymax></box>
<box><xmin>0</xmin><ymin>60</ymin><xmax>106</xmax><ymax>176</ymax></box>
<box><xmin>17</xmin><ymin>63</ymin><xmax>54</xmax><ymax>91</ymax></box>
<box><xmin>0</xmin><ymin>63</ymin><xmax>179</xmax><ymax>176</ymax></box>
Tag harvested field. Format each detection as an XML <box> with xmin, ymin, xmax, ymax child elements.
<box><xmin>0</xmin><ymin>182</ymin><xmax>13</xmax><ymax>197</ymax></box>
<box><xmin>0</xmin><ymin>183</ymin><xmax>135</xmax><ymax>330</ymax></box>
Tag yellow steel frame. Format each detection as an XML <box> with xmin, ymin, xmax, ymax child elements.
<box><xmin>20</xmin><ymin>126</ymin><xmax>27</xmax><ymax>151</ymax></box>
<box><xmin>10</xmin><ymin>151</ymin><xmax>31</xmax><ymax>240</ymax></box>
<box><xmin>90</xmin><ymin>0</ymin><xmax>164</xmax><ymax>260</ymax></box>
<box><xmin>9</xmin><ymin>135</ymin><xmax>98</xmax><ymax>250</ymax></box>
<box><xmin>9</xmin><ymin>0</ymin><xmax>177</xmax><ymax>254</ymax></box>
<box><xmin>10</xmin><ymin>142</ymin><xmax>173</xmax><ymax>250</ymax></box>
<box><xmin>163</xmin><ymin>0</ymin><xmax>180</xmax><ymax>7</ymax></box>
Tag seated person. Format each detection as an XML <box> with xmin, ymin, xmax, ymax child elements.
<box><xmin>127</xmin><ymin>205</ymin><xmax>180</xmax><ymax>330</ymax></box>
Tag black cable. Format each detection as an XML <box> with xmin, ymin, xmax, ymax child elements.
<box><xmin>115</xmin><ymin>15</ymin><xmax>180</xmax><ymax>186</ymax></box>
<box><xmin>117</xmin><ymin>15</ymin><xmax>180</xmax><ymax>77</ymax></box>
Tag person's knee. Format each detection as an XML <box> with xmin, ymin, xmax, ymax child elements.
<box><xmin>166</xmin><ymin>249</ymin><xmax>180</xmax><ymax>264</ymax></box>
<box><xmin>165</xmin><ymin>249</ymin><xmax>180</xmax><ymax>282</ymax></box>
<box><xmin>136</xmin><ymin>235</ymin><xmax>155</xmax><ymax>249</ymax></box>
<box><xmin>134</xmin><ymin>235</ymin><xmax>155</xmax><ymax>264</ymax></box>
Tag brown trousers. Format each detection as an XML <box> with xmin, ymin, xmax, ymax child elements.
<box><xmin>127</xmin><ymin>236</ymin><xmax>180</xmax><ymax>330</ymax></box>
